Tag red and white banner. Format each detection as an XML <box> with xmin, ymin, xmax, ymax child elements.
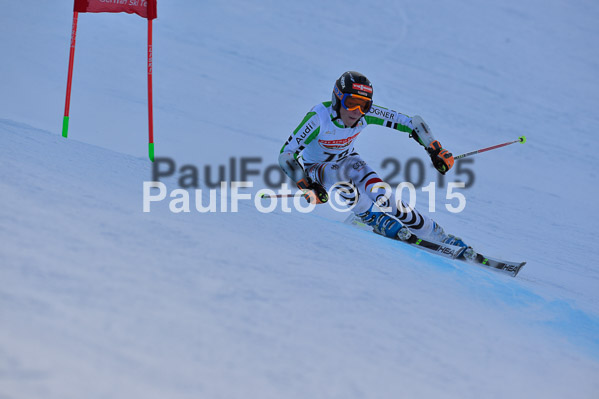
<box><xmin>74</xmin><ymin>0</ymin><xmax>157</xmax><ymax>19</ymax></box>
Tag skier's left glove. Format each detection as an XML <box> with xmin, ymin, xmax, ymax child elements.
<box><xmin>297</xmin><ymin>178</ymin><xmax>329</xmax><ymax>204</ymax></box>
<box><xmin>427</xmin><ymin>140</ymin><xmax>454</xmax><ymax>175</ymax></box>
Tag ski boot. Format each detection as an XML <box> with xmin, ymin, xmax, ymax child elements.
<box><xmin>429</xmin><ymin>221</ymin><xmax>477</xmax><ymax>261</ymax></box>
<box><xmin>357</xmin><ymin>205</ymin><xmax>412</xmax><ymax>241</ymax></box>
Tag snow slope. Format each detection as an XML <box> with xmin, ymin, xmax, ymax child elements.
<box><xmin>2</xmin><ymin>118</ymin><xmax>599</xmax><ymax>399</ymax></box>
<box><xmin>1</xmin><ymin>0</ymin><xmax>599</xmax><ymax>398</ymax></box>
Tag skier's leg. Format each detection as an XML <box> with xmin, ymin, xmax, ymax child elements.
<box><xmin>338</xmin><ymin>155</ymin><xmax>438</xmax><ymax>238</ymax></box>
<box><xmin>319</xmin><ymin>156</ymin><xmax>476</xmax><ymax>257</ymax></box>
<box><xmin>305</xmin><ymin>156</ymin><xmax>410</xmax><ymax>238</ymax></box>
<box><xmin>308</xmin><ymin>155</ymin><xmax>475</xmax><ymax>255</ymax></box>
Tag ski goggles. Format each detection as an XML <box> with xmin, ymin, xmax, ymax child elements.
<box><xmin>335</xmin><ymin>86</ymin><xmax>373</xmax><ymax>114</ymax></box>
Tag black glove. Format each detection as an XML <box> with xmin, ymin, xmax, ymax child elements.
<box><xmin>427</xmin><ymin>140</ymin><xmax>454</xmax><ymax>175</ymax></box>
<box><xmin>297</xmin><ymin>178</ymin><xmax>329</xmax><ymax>204</ymax></box>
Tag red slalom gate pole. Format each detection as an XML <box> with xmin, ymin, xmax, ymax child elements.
<box><xmin>62</xmin><ymin>11</ymin><xmax>79</xmax><ymax>138</ymax></box>
<box><xmin>147</xmin><ymin>18</ymin><xmax>155</xmax><ymax>161</ymax></box>
<box><xmin>454</xmin><ymin>136</ymin><xmax>527</xmax><ymax>160</ymax></box>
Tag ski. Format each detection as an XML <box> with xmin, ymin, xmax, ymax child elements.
<box><xmin>344</xmin><ymin>214</ymin><xmax>466</xmax><ymax>260</ymax></box>
<box><xmin>400</xmin><ymin>231</ymin><xmax>467</xmax><ymax>260</ymax></box>
<box><xmin>344</xmin><ymin>214</ymin><xmax>525</xmax><ymax>277</ymax></box>
<box><xmin>466</xmin><ymin>254</ymin><xmax>526</xmax><ymax>277</ymax></box>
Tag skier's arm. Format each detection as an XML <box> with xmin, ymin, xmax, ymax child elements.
<box><xmin>278</xmin><ymin>111</ymin><xmax>320</xmax><ymax>183</ymax></box>
<box><xmin>410</xmin><ymin>115</ymin><xmax>455</xmax><ymax>175</ymax></box>
<box><xmin>364</xmin><ymin>105</ymin><xmax>414</xmax><ymax>134</ymax></box>
<box><xmin>363</xmin><ymin>105</ymin><xmax>430</xmax><ymax>146</ymax></box>
<box><xmin>278</xmin><ymin>111</ymin><xmax>328</xmax><ymax>204</ymax></box>
<box><xmin>365</xmin><ymin>106</ymin><xmax>454</xmax><ymax>174</ymax></box>
<box><xmin>278</xmin><ymin>152</ymin><xmax>304</xmax><ymax>184</ymax></box>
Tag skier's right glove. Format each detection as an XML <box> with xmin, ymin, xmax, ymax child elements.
<box><xmin>427</xmin><ymin>140</ymin><xmax>454</xmax><ymax>175</ymax></box>
<box><xmin>297</xmin><ymin>178</ymin><xmax>329</xmax><ymax>204</ymax></box>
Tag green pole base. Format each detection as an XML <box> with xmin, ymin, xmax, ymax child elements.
<box><xmin>62</xmin><ymin>116</ymin><xmax>69</xmax><ymax>138</ymax></box>
<box><xmin>149</xmin><ymin>142</ymin><xmax>155</xmax><ymax>162</ymax></box>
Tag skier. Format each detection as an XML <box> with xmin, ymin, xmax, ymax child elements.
<box><xmin>278</xmin><ymin>71</ymin><xmax>476</xmax><ymax>259</ymax></box>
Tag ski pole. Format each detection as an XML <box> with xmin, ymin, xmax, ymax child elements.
<box><xmin>454</xmin><ymin>136</ymin><xmax>526</xmax><ymax>160</ymax></box>
<box><xmin>260</xmin><ymin>193</ymin><xmax>300</xmax><ymax>199</ymax></box>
